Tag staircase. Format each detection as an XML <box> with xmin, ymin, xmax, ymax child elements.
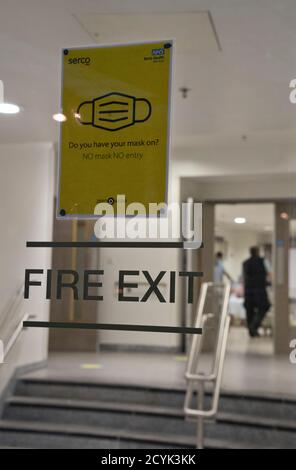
<box><xmin>0</xmin><ymin>375</ymin><xmax>296</xmax><ymax>448</ymax></box>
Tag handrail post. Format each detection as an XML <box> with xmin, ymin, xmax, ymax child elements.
<box><xmin>197</xmin><ymin>379</ymin><xmax>205</xmax><ymax>449</ymax></box>
<box><xmin>184</xmin><ymin>282</ymin><xmax>231</xmax><ymax>449</ymax></box>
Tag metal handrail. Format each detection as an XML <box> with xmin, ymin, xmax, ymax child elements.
<box><xmin>0</xmin><ymin>285</ymin><xmax>28</xmax><ymax>363</ymax></box>
<box><xmin>0</xmin><ymin>284</ymin><xmax>24</xmax><ymax>334</ymax></box>
<box><xmin>3</xmin><ymin>314</ymin><xmax>29</xmax><ymax>361</ymax></box>
<box><xmin>184</xmin><ymin>281</ymin><xmax>231</xmax><ymax>448</ymax></box>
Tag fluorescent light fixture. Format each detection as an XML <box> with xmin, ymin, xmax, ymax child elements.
<box><xmin>280</xmin><ymin>212</ymin><xmax>289</xmax><ymax>220</ymax></box>
<box><xmin>0</xmin><ymin>80</ymin><xmax>20</xmax><ymax>114</ymax></box>
<box><xmin>0</xmin><ymin>102</ymin><xmax>20</xmax><ymax>114</ymax></box>
<box><xmin>234</xmin><ymin>217</ymin><xmax>246</xmax><ymax>224</ymax></box>
<box><xmin>53</xmin><ymin>113</ymin><xmax>67</xmax><ymax>122</ymax></box>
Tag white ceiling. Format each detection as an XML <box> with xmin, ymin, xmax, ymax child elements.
<box><xmin>77</xmin><ymin>11</ymin><xmax>220</xmax><ymax>53</ymax></box>
<box><xmin>1</xmin><ymin>0</ymin><xmax>296</xmax><ymax>144</ymax></box>
<box><xmin>215</xmin><ymin>203</ymin><xmax>274</xmax><ymax>232</ymax></box>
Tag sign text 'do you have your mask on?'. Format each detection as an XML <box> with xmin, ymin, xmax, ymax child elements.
<box><xmin>58</xmin><ymin>41</ymin><xmax>172</xmax><ymax>217</ymax></box>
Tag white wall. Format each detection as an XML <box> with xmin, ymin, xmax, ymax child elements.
<box><xmin>98</xmin><ymin>130</ymin><xmax>296</xmax><ymax>349</ymax></box>
<box><xmin>0</xmin><ymin>142</ymin><xmax>54</xmax><ymax>396</ymax></box>
<box><xmin>97</xmin><ymin>147</ymin><xmax>185</xmax><ymax>349</ymax></box>
<box><xmin>98</xmin><ymin>248</ymin><xmax>180</xmax><ymax>349</ymax></box>
<box><xmin>172</xmin><ymin>129</ymin><xmax>296</xmax><ymax>205</ymax></box>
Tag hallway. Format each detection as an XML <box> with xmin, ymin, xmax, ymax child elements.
<box><xmin>1</xmin><ymin>340</ymin><xmax>296</xmax><ymax>449</ymax></box>
<box><xmin>25</xmin><ymin>331</ymin><xmax>296</xmax><ymax>397</ymax></box>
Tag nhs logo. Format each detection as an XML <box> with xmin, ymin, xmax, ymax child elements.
<box><xmin>152</xmin><ymin>48</ymin><xmax>164</xmax><ymax>56</ymax></box>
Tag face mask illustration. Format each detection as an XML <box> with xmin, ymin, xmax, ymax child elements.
<box><xmin>76</xmin><ymin>92</ymin><xmax>152</xmax><ymax>131</ymax></box>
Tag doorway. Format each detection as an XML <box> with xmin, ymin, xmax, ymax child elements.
<box><xmin>214</xmin><ymin>203</ymin><xmax>274</xmax><ymax>355</ymax></box>
<box><xmin>194</xmin><ymin>198</ymin><xmax>296</xmax><ymax>355</ymax></box>
<box><xmin>48</xmin><ymin>208</ymin><xmax>99</xmax><ymax>352</ymax></box>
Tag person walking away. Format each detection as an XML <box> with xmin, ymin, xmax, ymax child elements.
<box><xmin>243</xmin><ymin>246</ymin><xmax>271</xmax><ymax>337</ymax></box>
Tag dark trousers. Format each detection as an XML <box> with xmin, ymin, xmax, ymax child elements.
<box><xmin>244</xmin><ymin>288</ymin><xmax>271</xmax><ymax>335</ymax></box>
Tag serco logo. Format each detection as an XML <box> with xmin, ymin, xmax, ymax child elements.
<box><xmin>68</xmin><ymin>57</ymin><xmax>91</xmax><ymax>66</ymax></box>
<box><xmin>152</xmin><ymin>48</ymin><xmax>164</xmax><ymax>56</ymax></box>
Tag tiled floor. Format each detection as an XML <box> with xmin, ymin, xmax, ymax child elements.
<box><xmin>25</xmin><ymin>327</ymin><xmax>296</xmax><ymax>398</ymax></box>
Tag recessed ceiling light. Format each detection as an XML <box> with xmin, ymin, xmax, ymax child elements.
<box><xmin>234</xmin><ymin>217</ymin><xmax>246</xmax><ymax>224</ymax></box>
<box><xmin>0</xmin><ymin>80</ymin><xmax>20</xmax><ymax>114</ymax></box>
<box><xmin>0</xmin><ymin>102</ymin><xmax>20</xmax><ymax>114</ymax></box>
<box><xmin>280</xmin><ymin>212</ymin><xmax>289</xmax><ymax>220</ymax></box>
<box><xmin>53</xmin><ymin>113</ymin><xmax>67</xmax><ymax>122</ymax></box>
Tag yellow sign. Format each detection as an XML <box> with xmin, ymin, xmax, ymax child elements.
<box><xmin>58</xmin><ymin>41</ymin><xmax>172</xmax><ymax>217</ymax></box>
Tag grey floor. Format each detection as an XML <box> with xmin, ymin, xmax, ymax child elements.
<box><xmin>25</xmin><ymin>327</ymin><xmax>296</xmax><ymax>398</ymax></box>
